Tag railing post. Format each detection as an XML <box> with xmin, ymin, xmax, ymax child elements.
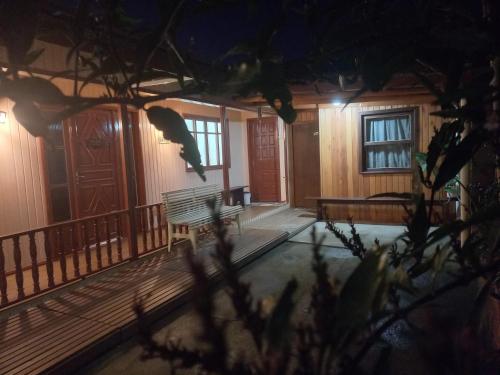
<box><xmin>220</xmin><ymin>105</ymin><xmax>230</xmax><ymax>205</ymax></box>
<box><xmin>120</xmin><ymin>104</ymin><xmax>139</xmax><ymax>258</ymax></box>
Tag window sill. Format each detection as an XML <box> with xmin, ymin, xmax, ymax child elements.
<box><xmin>360</xmin><ymin>168</ymin><xmax>413</xmax><ymax>175</ymax></box>
<box><xmin>186</xmin><ymin>165</ymin><xmax>223</xmax><ymax>172</ymax></box>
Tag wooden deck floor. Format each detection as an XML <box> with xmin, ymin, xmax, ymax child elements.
<box><xmin>0</xmin><ymin>209</ymin><xmax>315</xmax><ymax>375</ymax></box>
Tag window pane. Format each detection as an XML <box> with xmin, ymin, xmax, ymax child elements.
<box><xmin>196</xmin><ymin>120</ymin><xmax>205</xmax><ymax>133</ymax></box>
<box><xmin>366</xmin><ymin>116</ymin><xmax>410</xmax><ymax>142</ymax></box>
<box><xmin>207</xmin><ymin>121</ymin><xmax>217</xmax><ymax>133</ymax></box>
<box><xmin>365</xmin><ymin>144</ymin><xmax>411</xmax><ymax>169</ymax></box>
<box><xmin>47</xmin><ymin>122</ymin><xmax>64</xmax><ymax>146</ymax></box>
<box><xmin>217</xmin><ymin>122</ymin><xmax>221</xmax><ymax>133</ymax></box>
<box><xmin>207</xmin><ymin>134</ymin><xmax>218</xmax><ymax>166</ymax></box>
<box><xmin>185</xmin><ymin>119</ymin><xmax>194</xmax><ymax>132</ymax></box>
<box><xmin>51</xmin><ymin>186</ymin><xmax>71</xmax><ymax>222</ymax></box>
<box><xmin>46</xmin><ymin>148</ymin><xmax>68</xmax><ymax>184</ymax></box>
<box><xmin>196</xmin><ymin>133</ymin><xmax>207</xmax><ymax>166</ymax></box>
<box><xmin>218</xmin><ymin>134</ymin><xmax>223</xmax><ymax>164</ymax></box>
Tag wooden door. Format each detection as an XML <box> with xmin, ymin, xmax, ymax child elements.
<box><xmin>291</xmin><ymin>110</ymin><xmax>320</xmax><ymax>208</ymax></box>
<box><xmin>66</xmin><ymin>108</ymin><xmax>124</xmax><ymax>219</ymax></box>
<box><xmin>247</xmin><ymin>117</ymin><xmax>280</xmax><ymax>202</ymax></box>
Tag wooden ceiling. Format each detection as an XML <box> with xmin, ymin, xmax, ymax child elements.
<box><xmin>238</xmin><ymin>73</ymin><xmax>441</xmax><ymax>107</ymax></box>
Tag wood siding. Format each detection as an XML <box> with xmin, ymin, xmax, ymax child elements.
<box><xmin>137</xmin><ymin>99</ymin><xmax>252</xmax><ymax>204</ymax></box>
<box><xmin>0</xmin><ymin>81</ymin><xmax>251</xmax><ymax>272</ymax></box>
<box><xmin>319</xmin><ymin>103</ymin><xmax>442</xmax><ymax>223</ymax></box>
<box><xmin>0</xmin><ymin>80</ymin><xmax>110</xmax><ymax>270</ymax></box>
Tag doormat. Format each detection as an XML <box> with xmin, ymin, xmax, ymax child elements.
<box><xmin>299</xmin><ymin>213</ymin><xmax>316</xmax><ymax>218</ymax></box>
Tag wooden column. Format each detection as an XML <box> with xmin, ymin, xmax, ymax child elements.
<box><xmin>220</xmin><ymin>106</ymin><xmax>230</xmax><ymax>204</ymax></box>
<box><xmin>120</xmin><ymin>104</ymin><xmax>139</xmax><ymax>258</ymax></box>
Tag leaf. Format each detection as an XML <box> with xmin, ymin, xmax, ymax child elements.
<box><xmin>264</xmin><ymin>279</ymin><xmax>297</xmax><ymax>349</ymax></box>
<box><xmin>1</xmin><ymin>77</ymin><xmax>65</xmax><ymax>104</ymax></box>
<box><xmin>424</xmin><ymin>120</ymin><xmax>463</xmax><ymax>182</ymax></box>
<box><xmin>432</xmin><ymin>130</ymin><xmax>485</xmax><ymax>191</ymax></box>
<box><xmin>258</xmin><ymin>62</ymin><xmax>296</xmax><ymax>123</ymax></box>
<box><xmin>12</xmin><ymin>100</ymin><xmax>48</xmax><ymax>137</ymax></box>
<box><xmin>24</xmin><ymin>48</ymin><xmax>45</xmax><ymax>66</ymax></box>
<box><xmin>335</xmin><ymin>250</ymin><xmax>388</xmax><ymax>332</ymax></box>
<box><xmin>373</xmin><ymin>345</ymin><xmax>392</xmax><ymax>375</ymax></box>
<box><xmin>0</xmin><ymin>0</ymin><xmax>41</xmax><ymax>66</ymax></box>
<box><xmin>425</xmin><ymin>203</ymin><xmax>500</xmax><ymax>249</ymax></box>
<box><xmin>79</xmin><ymin>57</ymin><xmax>132</xmax><ymax>94</ymax></box>
<box><xmin>146</xmin><ymin>106</ymin><xmax>206</xmax><ymax>181</ymax></box>
<box><xmin>391</xmin><ymin>266</ymin><xmax>415</xmax><ymax>294</ymax></box>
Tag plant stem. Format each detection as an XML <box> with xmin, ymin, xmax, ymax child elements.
<box><xmin>348</xmin><ymin>259</ymin><xmax>500</xmax><ymax>371</ymax></box>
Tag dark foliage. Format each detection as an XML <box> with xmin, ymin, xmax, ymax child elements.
<box><xmin>0</xmin><ymin>0</ymin><xmax>499</xmax><ymax>373</ymax></box>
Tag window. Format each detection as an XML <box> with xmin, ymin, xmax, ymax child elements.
<box><xmin>360</xmin><ymin>108</ymin><xmax>417</xmax><ymax>173</ymax></box>
<box><xmin>44</xmin><ymin>121</ymin><xmax>72</xmax><ymax>222</ymax></box>
<box><xmin>185</xmin><ymin>116</ymin><xmax>223</xmax><ymax>170</ymax></box>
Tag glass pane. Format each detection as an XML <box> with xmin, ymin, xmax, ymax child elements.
<box><xmin>185</xmin><ymin>119</ymin><xmax>194</xmax><ymax>132</ymax></box>
<box><xmin>207</xmin><ymin>134</ymin><xmax>218</xmax><ymax>166</ymax></box>
<box><xmin>218</xmin><ymin>134</ymin><xmax>223</xmax><ymax>164</ymax></box>
<box><xmin>207</xmin><ymin>121</ymin><xmax>217</xmax><ymax>133</ymax></box>
<box><xmin>217</xmin><ymin>122</ymin><xmax>221</xmax><ymax>133</ymax></box>
<box><xmin>366</xmin><ymin>116</ymin><xmax>410</xmax><ymax>142</ymax></box>
<box><xmin>365</xmin><ymin>144</ymin><xmax>411</xmax><ymax>169</ymax></box>
<box><xmin>196</xmin><ymin>120</ymin><xmax>205</xmax><ymax>133</ymax></box>
<box><xmin>46</xmin><ymin>148</ymin><xmax>68</xmax><ymax>184</ymax></box>
<box><xmin>196</xmin><ymin>133</ymin><xmax>207</xmax><ymax>166</ymax></box>
<box><xmin>51</xmin><ymin>186</ymin><xmax>71</xmax><ymax>222</ymax></box>
<box><xmin>47</xmin><ymin>122</ymin><xmax>64</xmax><ymax>147</ymax></box>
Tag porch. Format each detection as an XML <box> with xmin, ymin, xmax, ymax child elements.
<box><xmin>0</xmin><ymin>208</ymin><xmax>314</xmax><ymax>374</ymax></box>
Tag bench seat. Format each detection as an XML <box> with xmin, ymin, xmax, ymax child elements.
<box><xmin>162</xmin><ymin>185</ymin><xmax>243</xmax><ymax>251</ymax></box>
<box><xmin>169</xmin><ymin>205</ymin><xmax>243</xmax><ymax>227</ymax></box>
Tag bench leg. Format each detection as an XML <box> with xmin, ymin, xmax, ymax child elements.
<box><xmin>235</xmin><ymin>214</ymin><xmax>242</xmax><ymax>235</ymax></box>
<box><xmin>189</xmin><ymin>228</ymin><xmax>198</xmax><ymax>252</ymax></box>
<box><xmin>316</xmin><ymin>201</ymin><xmax>323</xmax><ymax>221</ymax></box>
<box><xmin>167</xmin><ymin>222</ymin><xmax>173</xmax><ymax>252</ymax></box>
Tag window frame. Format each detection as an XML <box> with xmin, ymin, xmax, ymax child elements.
<box><xmin>359</xmin><ymin>107</ymin><xmax>418</xmax><ymax>174</ymax></box>
<box><xmin>184</xmin><ymin>114</ymin><xmax>224</xmax><ymax>171</ymax></box>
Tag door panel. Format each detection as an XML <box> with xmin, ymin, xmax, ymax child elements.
<box><xmin>67</xmin><ymin>109</ymin><xmax>124</xmax><ymax>219</ymax></box>
<box><xmin>291</xmin><ymin>112</ymin><xmax>321</xmax><ymax>208</ymax></box>
<box><xmin>248</xmin><ymin>117</ymin><xmax>280</xmax><ymax>202</ymax></box>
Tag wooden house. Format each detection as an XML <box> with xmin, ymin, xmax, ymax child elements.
<box><xmin>0</xmin><ymin>37</ymin><xmax>446</xmax><ymax>308</ymax></box>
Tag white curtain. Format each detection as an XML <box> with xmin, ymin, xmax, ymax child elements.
<box><xmin>366</xmin><ymin>117</ymin><xmax>411</xmax><ymax>169</ymax></box>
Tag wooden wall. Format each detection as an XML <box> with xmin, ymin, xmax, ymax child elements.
<box><xmin>319</xmin><ymin>102</ymin><xmax>442</xmax><ymax>223</ymax></box>
<box><xmin>137</xmin><ymin>99</ymin><xmax>252</xmax><ymax>204</ymax></box>
<box><xmin>0</xmin><ymin>78</ymin><xmax>251</xmax><ymax>237</ymax></box>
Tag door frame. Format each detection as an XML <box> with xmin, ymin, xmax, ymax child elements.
<box><xmin>247</xmin><ymin>116</ymin><xmax>281</xmax><ymax>203</ymax></box>
<box><xmin>287</xmin><ymin>108</ymin><xmax>321</xmax><ymax>208</ymax></box>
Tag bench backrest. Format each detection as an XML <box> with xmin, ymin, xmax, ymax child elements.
<box><xmin>161</xmin><ymin>184</ymin><xmax>223</xmax><ymax>219</ymax></box>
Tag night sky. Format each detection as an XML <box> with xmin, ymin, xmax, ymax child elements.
<box><xmin>49</xmin><ymin>0</ymin><xmax>316</xmax><ymax>61</ymax></box>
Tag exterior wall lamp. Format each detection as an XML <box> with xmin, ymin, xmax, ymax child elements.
<box><xmin>0</xmin><ymin>111</ymin><xmax>6</xmax><ymax>124</ymax></box>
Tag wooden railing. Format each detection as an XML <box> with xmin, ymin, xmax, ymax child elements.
<box><xmin>0</xmin><ymin>203</ymin><xmax>169</xmax><ymax>309</ymax></box>
<box><xmin>136</xmin><ymin>203</ymin><xmax>168</xmax><ymax>254</ymax></box>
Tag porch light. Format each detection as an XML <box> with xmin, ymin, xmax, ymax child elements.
<box><xmin>0</xmin><ymin>111</ymin><xmax>6</xmax><ymax>124</ymax></box>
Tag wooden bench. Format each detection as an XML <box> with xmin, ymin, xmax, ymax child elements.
<box><xmin>306</xmin><ymin>196</ymin><xmax>457</xmax><ymax>222</ymax></box>
<box><xmin>162</xmin><ymin>185</ymin><xmax>243</xmax><ymax>251</ymax></box>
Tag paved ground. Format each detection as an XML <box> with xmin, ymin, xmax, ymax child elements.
<box><xmin>79</xmin><ymin>223</ymin><xmax>484</xmax><ymax>375</ymax></box>
<box><xmin>79</xmin><ymin>228</ymin><xmax>359</xmax><ymax>375</ymax></box>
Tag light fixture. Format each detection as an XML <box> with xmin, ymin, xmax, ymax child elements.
<box><xmin>331</xmin><ymin>100</ymin><xmax>343</xmax><ymax>106</ymax></box>
<box><xmin>0</xmin><ymin>111</ymin><xmax>6</xmax><ymax>124</ymax></box>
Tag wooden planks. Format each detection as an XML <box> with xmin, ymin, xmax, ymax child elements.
<box><xmin>0</xmin><ymin>227</ymin><xmax>289</xmax><ymax>375</ymax></box>
<box><xmin>319</xmin><ymin>103</ymin><xmax>444</xmax><ymax>223</ymax></box>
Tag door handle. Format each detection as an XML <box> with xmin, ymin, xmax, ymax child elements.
<box><xmin>75</xmin><ymin>171</ymin><xmax>86</xmax><ymax>181</ymax></box>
